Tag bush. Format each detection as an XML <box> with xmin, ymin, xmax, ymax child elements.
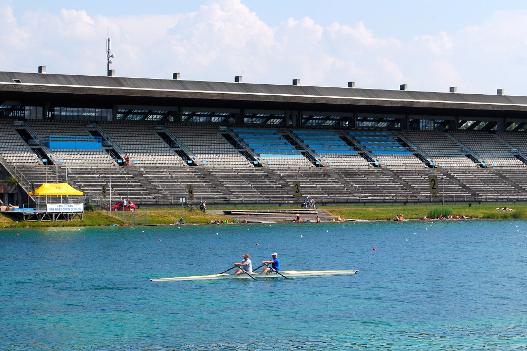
<box><xmin>7</xmin><ymin>176</ymin><xmax>18</xmax><ymax>186</ymax></box>
<box><xmin>427</xmin><ymin>207</ymin><xmax>453</xmax><ymax>219</ymax></box>
<box><xmin>84</xmin><ymin>202</ymin><xmax>96</xmax><ymax>212</ymax></box>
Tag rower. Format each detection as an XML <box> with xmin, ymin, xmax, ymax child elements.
<box><xmin>262</xmin><ymin>252</ymin><xmax>280</xmax><ymax>274</ymax></box>
<box><xmin>234</xmin><ymin>254</ymin><xmax>253</xmax><ymax>275</ymax></box>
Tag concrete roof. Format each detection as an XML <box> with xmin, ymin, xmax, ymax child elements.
<box><xmin>0</xmin><ymin>71</ymin><xmax>526</xmax><ymax>112</ymax></box>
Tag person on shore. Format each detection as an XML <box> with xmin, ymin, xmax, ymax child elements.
<box><xmin>234</xmin><ymin>254</ymin><xmax>253</xmax><ymax>275</ymax></box>
<box><xmin>262</xmin><ymin>252</ymin><xmax>280</xmax><ymax>274</ymax></box>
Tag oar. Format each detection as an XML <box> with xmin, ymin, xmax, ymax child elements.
<box><xmin>218</xmin><ymin>265</ymin><xmax>237</xmax><ymax>274</ymax></box>
<box><xmin>264</xmin><ymin>263</ymin><xmax>290</xmax><ymax>279</ymax></box>
<box><xmin>219</xmin><ymin>265</ymin><xmax>256</xmax><ymax>280</ymax></box>
<box><xmin>238</xmin><ymin>268</ymin><xmax>256</xmax><ymax>280</ymax></box>
<box><xmin>252</xmin><ymin>263</ymin><xmax>265</xmax><ymax>273</ymax></box>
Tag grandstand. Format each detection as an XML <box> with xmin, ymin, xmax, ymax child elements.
<box><xmin>1</xmin><ymin>68</ymin><xmax>527</xmax><ymax>206</ymax></box>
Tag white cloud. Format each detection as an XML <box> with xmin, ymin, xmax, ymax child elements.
<box><xmin>0</xmin><ymin>3</ymin><xmax>29</xmax><ymax>48</ymax></box>
<box><xmin>0</xmin><ymin>0</ymin><xmax>525</xmax><ymax>94</ymax></box>
<box><xmin>415</xmin><ymin>32</ymin><xmax>453</xmax><ymax>55</ymax></box>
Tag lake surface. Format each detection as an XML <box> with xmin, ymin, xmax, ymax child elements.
<box><xmin>1</xmin><ymin>221</ymin><xmax>526</xmax><ymax>350</ymax></box>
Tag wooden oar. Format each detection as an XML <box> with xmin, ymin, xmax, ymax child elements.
<box><xmin>264</xmin><ymin>263</ymin><xmax>290</xmax><ymax>279</ymax></box>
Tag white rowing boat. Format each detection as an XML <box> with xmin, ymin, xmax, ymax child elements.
<box><xmin>150</xmin><ymin>269</ymin><xmax>358</xmax><ymax>282</ymax></box>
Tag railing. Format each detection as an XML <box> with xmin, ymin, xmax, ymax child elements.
<box><xmin>85</xmin><ymin>192</ymin><xmax>527</xmax><ymax>208</ymax></box>
<box><xmin>226</xmin><ymin>128</ymin><xmax>262</xmax><ymax>164</ymax></box>
<box><xmin>94</xmin><ymin>125</ymin><xmax>126</xmax><ymax>157</ymax></box>
<box><xmin>494</xmin><ymin>133</ymin><xmax>527</xmax><ymax>165</ymax></box>
<box><xmin>340</xmin><ymin>133</ymin><xmax>379</xmax><ymax>167</ymax></box>
<box><xmin>159</xmin><ymin>126</ymin><xmax>197</xmax><ymax>161</ymax></box>
<box><xmin>0</xmin><ymin>154</ymin><xmax>35</xmax><ymax>202</ymax></box>
<box><xmin>283</xmin><ymin>130</ymin><xmax>322</xmax><ymax>166</ymax></box>
<box><xmin>445</xmin><ymin>133</ymin><xmax>485</xmax><ymax>166</ymax></box>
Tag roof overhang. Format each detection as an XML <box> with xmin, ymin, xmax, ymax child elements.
<box><xmin>1</xmin><ymin>71</ymin><xmax>527</xmax><ymax>113</ymax></box>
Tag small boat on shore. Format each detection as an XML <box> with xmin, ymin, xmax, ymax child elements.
<box><xmin>150</xmin><ymin>269</ymin><xmax>359</xmax><ymax>282</ymax></box>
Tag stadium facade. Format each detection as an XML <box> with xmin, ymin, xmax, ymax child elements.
<box><xmin>1</xmin><ymin>68</ymin><xmax>527</xmax><ymax>207</ymax></box>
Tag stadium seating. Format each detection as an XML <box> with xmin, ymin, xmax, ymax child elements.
<box><xmin>29</xmin><ymin>121</ymin><xmax>116</xmax><ymax>167</ymax></box>
<box><xmin>499</xmin><ymin>132</ymin><xmax>527</xmax><ymax>155</ymax></box>
<box><xmin>66</xmin><ymin>166</ymin><xmax>156</xmax><ymax>204</ymax></box>
<box><xmin>100</xmin><ymin>122</ymin><xmax>190</xmax><ymax>166</ymax></box>
<box><xmin>293</xmin><ymin>130</ymin><xmax>370</xmax><ymax>169</ymax></box>
<box><xmin>449</xmin><ymin>131</ymin><xmax>525</xmax><ymax>168</ymax></box>
<box><xmin>334</xmin><ymin>169</ymin><xmax>410</xmax><ymax>201</ymax></box>
<box><xmin>234</xmin><ymin>128</ymin><xmax>313</xmax><ymax>168</ymax></box>
<box><xmin>0</xmin><ymin>120</ymin><xmax>41</xmax><ymax>166</ymax></box>
<box><xmin>349</xmin><ymin>131</ymin><xmax>426</xmax><ymax>169</ymax></box>
<box><xmin>168</xmin><ymin>125</ymin><xmax>252</xmax><ymax>168</ymax></box>
<box><xmin>3</xmin><ymin>119</ymin><xmax>527</xmax><ymax>204</ymax></box>
<box><xmin>400</xmin><ymin>131</ymin><xmax>478</xmax><ymax>168</ymax></box>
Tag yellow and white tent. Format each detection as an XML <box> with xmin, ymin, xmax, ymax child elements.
<box><xmin>29</xmin><ymin>183</ymin><xmax>84</xmax><ymax>196</ymax></box>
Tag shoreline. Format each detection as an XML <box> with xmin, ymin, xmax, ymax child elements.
<box><xmin>1</xmin><ymin>202</ymin><xmax>526</xmax><ymax>229</ymax></box>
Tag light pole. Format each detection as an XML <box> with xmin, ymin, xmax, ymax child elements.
<box><xmin>109</xmin><ymin>173</ymin><xmax>112</xmax><ymax>211</ymax></box>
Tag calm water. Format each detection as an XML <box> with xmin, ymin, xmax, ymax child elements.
<box><xmin>1</xmin><ymin>221</ymin><xmax>526</xmax><ymax>350</ymax></box>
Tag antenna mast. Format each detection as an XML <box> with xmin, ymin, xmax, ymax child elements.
<box><xmin>106</xmin><ymin>37</ymin><xmax>114</xmax><ymax>76</ymax></box>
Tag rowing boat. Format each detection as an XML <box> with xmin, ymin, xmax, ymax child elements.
<box><xmin>150</xmin><ymin>269</ymin><xmax>358</xmax><ymax>282</ymax></box>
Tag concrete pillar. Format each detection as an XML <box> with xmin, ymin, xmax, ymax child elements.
<box><xmin>235</xmin><ymin>109</ymin><xmax>244</xmax><ymax>126</ymax></box>
<box><xmin>496</xmin><ymin>119</ymin><xmax>505</xmax><ymax>132</ymax></box>
<box><xmin>400</xmin><ymin>116</ymin><xmax>409</xmax><ymax>130</ymax></box>
<box><xmin>448</xmin><ymin>119</ymin><xmax>458</xmax><ymax>131</ymax></box>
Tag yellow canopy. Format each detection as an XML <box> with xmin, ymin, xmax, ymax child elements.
<box><xmin>29</xmin><ymin>183</ymin><xmax>84</xmax><ymax>196</ymax></box>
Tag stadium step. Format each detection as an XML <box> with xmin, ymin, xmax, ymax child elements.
<box><xmin>221</xmin><ymin>128</ymin><xmax>262</xmax><ymax>167</ymax></box>
<box><xmin>87</xmin><ymin>129</ymin><xmax>123</xmax><ymax>166</ymax></box>
<box><xmin>441</xmin><ymin>169</ymin><xmax>480</xmax><ymax>198</ymax></box>
<box><xmin>380</xmin><ymin>168</ymin><xmax>415</xmax><ymax>194</ymax></box>
<box><xmin>445</xmin><ymin>133</ymin><xmax>485</xmax><ymax>167</ymax></box>
<box><xmin>193</xmin><ymin>167</ymin><xmax>233</xmax><ymax>198</ymax></box>
<box><xmin>155</xmin><ymin>126</ymin><xmax>196</xmax><ymax>166</ymax></box>
<box><xmin>339</xmin><ymin>133</ymin><xmax>379</xmax><ymax>167</ymax></box>
<box><xmin>222</xmin><ymin>128</ymin><xmax>261</xmax><ymax>166</ymax></box>
<box><xmin>0</xmin><ymin>154</ymin><xmax>35</xmax><ymax>200</ymax></box>
<box><xmin>121</xmin><ymin>166</ymin><xmax>165</xmax><ymax>201</ymax></box>
<box><xmin>281</xmin><ymin>130</ymin><xmax>322</xmax><ymax>167</ymax></box>
<box><xmin>488</xmin><ymin>168</ymin><xmax>527</xmax><ymax>193</ymax></box>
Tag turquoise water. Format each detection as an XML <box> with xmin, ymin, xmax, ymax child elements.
<box><xmin>1</xmin><ymin>221</ymin><xmax>527</xmax><ymax>350</ymax></box>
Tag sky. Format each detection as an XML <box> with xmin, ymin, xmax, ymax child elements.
<box><xmin>1</xmin><ymin>0</ymin><xmax>527</xmax><ymax>94</ymax></box>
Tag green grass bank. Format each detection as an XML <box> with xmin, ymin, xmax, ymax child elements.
<box><xmin>0</xmin><ymin>208</ymin><xmax>233</xmax><ymax>229</ymax></box>
<box><xmin>1</xmin><ymin>202</ymin><xmax>526</xmax><ymax>229</ymax></box>
<box><xmin>324</xmin><ymin>202</ymin><xmax>526</xmax><ymax>221</ymax></box>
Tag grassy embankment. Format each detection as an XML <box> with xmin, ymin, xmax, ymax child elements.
<box><xmin>1</xmin><ymin>203</ymin><xmax>526</xmax><ymax>228</ymax></box>
<box><xmin>208</xmin><ymin>202</ymin><xmax>527</xmax><ymax>220</ymax></box>
<box><xmin>0</xmin><ymin>208</ymin><xmax>233</xmax><ymax>229</ymax></box>
<box><xmin>323</xmin><ymin>202</ymin><xmax>527</xmax><ymax>221</ymax></box>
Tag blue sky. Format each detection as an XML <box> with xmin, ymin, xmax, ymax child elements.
<box><xmin>9</xmin><ymin>0</ymin><xmax>527</xmax><ymax>35</ymax></box>
<box><xmin>1</xmin><ymin>0</ymin><xmax>527</xmax><ymax>94</ymax></box>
